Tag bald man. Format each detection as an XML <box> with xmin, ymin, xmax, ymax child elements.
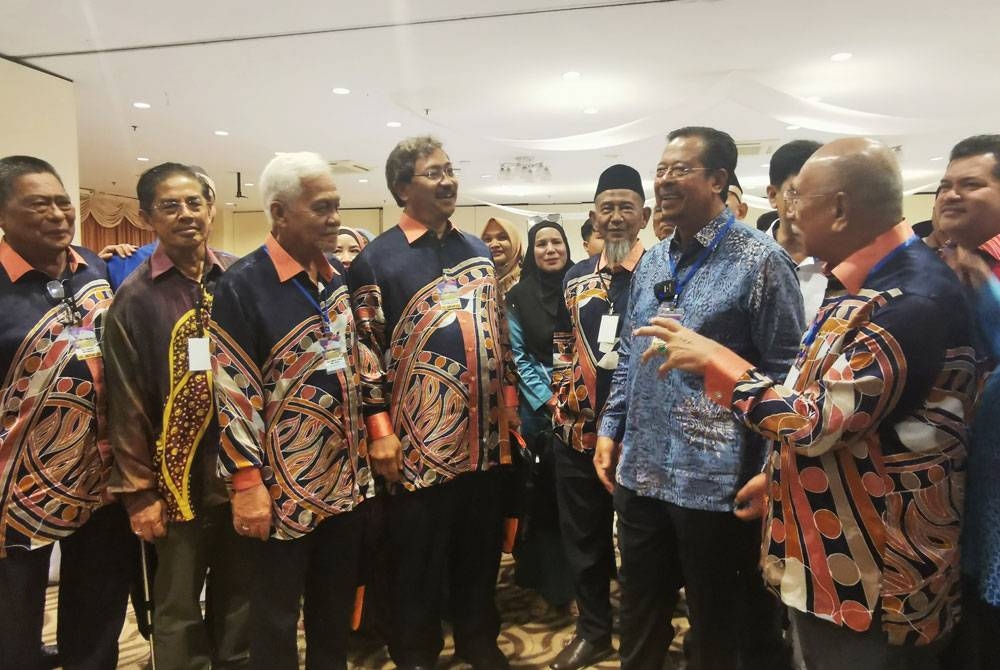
<box><xmin>636</xmin><ymin>138</ymin><xmax>977</xmax><ymax>668</ymax></box>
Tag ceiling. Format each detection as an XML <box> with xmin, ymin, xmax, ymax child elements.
<box><xmin>2</xmin><ymin>0</ymin><xmax>996</xmax><ymax>210</ymax></box>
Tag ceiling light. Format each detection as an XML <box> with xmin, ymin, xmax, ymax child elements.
<box><xmin>562</xmin><ymin>71</ymin><xmax>581</xmax><ymax>81</ymax></box>
<box><xmin>806</xmin><ymin>96</ymin><xmax>822</xmax><ymax>103</ymax></box>
<box><xmin>760</xmin><ymin>163</ymin><xmax>770</xmax><ymax>168</ymax></box>
<box><xmin>386</xmin><ymin>121</ymin><xmax>402</xmax><ymax>128</ymax></box>
<box><xmin>582</xmin><ymin>107</ymin><xmax>599</xmax><ymax>115</ymax></box>
<box><xmin>136</xmin><ymin>156</ymin><xmax>149</xmax><ymax>162</ymax></box>
<box><xmin>786</xmin><ymin>125</ymin><xmax>801</xmax><ymax>130</ymax></box>
<box><xmin>225</xmin><ymin>202</ymin><xmax>234</xmax><ymax>206</ymax></box>
<box><xmin>358</xmin><ymin>178</ymin><xmax>369</xmax><ymax>183</ymax></box>
<box><xmin>830</xmin><ymin>52</ymin><xmax>853</xmax><ymax>62</ymax></box>
<box><xmin>214</xmin><ymin>130</ymin><xmax>229</xmax><ymax>136</ymax></box>
<box><xmin>930</xmin><ymin>156</ymin><xmax>945</xmax><ymax>161</ymax></box>
<box><xmin>243</xmin><ymin>182</ymin><xmax>254</xmax><ymax>187</ymax></box>
<box><xmin>481</xmin><ymin>174</ymin><xmax>493</xmax><ymax>179</ymax></box>
<box><xmin>132</xmin><ymin>101</ymin><xmax>151</xmax><ymax>109</ymax></box>
<box><xmin>332</xmin><ymin>87</ymin><xmax>351</xmax><ymax>95</ymax></box>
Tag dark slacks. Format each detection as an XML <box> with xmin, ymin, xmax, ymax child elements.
<box><xmin>0</xmin><ymin>502</ymin><xmax>136</xmax><ymax>670</ymax></box>
<box><xmin>152</xmin><ymin>502</ymin><xmax>252</xmax><ymax>670</ymax></box>
<box><xmin>553</xmin><ymin>436</ymin><xmax>616</xmax><ymax>643</ymax></box>
<box><xmin>615</xmin><ymin>485</ymin><xmax>761</xmax><ymax>670</ymax></box>
<box><xmin>383</xmin><ymin>469</ymin><xmax>505</xmax><ymax>668</ymax></box>
<box><xmin>248</xmin><ymin>509</ymin><xmax>362</xmax><ymax>670</ymax></box>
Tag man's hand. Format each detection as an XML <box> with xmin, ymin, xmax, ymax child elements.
<box><xmin>368</xmin><ymin>433</ymin><xmax>403</xmax><ymax>483</ymax></box>
<box><xmin>98</xmin><ymin>243</ymin><xmax>138</xmax><ymax>260</ymax></box>
<box><xmin>503</xmin><ymin>405</ymin><xmax>521</xmax><ymax>431</ymax></box>
<box><xmin>232</xmin><ymin>483</ymin><xmax>272</xmax><ymax>540</ymax></box>
<box><xmin>940</xmin><ymin>244</ymin><xmax>992</xmax><ymax>290</ymax></box>
<box><xmin>634</xmin><ymin>317</ymin><xmax>723</xmax><ymax>377</ymax></box>
<box><xmin>734</xmin><ymin>472</ymin><xmax>769</xmax><ymax>521</ymax></box>
<box><xmin>593</xmin><ymin>437</ymin><xmax>621</xmax><ymax>494</ymax></box>
<box><xmin>126</xmin><ymin>494</ymin><xmax>167</xmax><ymax>542</ymax></box>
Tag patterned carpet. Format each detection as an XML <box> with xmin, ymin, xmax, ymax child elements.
<box><xmin>42</xmin><ymin>554</ymin><xmax>689</xmax><ymax>669</ymax></box>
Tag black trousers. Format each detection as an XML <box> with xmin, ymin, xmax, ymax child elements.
<box><xmin>553</xmin><ymin>436</ymin><xmax>616</xmax><ymax>643</ymax></box>
<box><xmin>615</xmin><ymin>485</ymin><xmax>769</xmax><ymax>670</ymax></box>
<box><xmin>248</xmin><ymin>510</ymin><xmax>362</xmax><ymax>670</ymax></box>
<box><xmin>0</xmin><ymin>502</ymin><xmax>136</xmax><ymax>670</ymax></box>
<box><xmin>383</xmin><ymin>469</ymin><xmax>505</xmax><ymax>668</ymax></box>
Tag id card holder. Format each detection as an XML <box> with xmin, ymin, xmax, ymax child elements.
<box><xmin>438</xmin><ymin>278</ymin><xmax>461</xmax><ymax>310</ymax></box>
<box><xmin>187</xmin><ymin>337</ymin><xmax>211</xmax><ymax>371</ymax></box>
<box><xmin>69</xmin><ymin>326</ymin><xmax>102</xmax><ymax>360</ymax></box>
<box><xmin>656</xmin><ymin>302</ymin><xmax>685</xmax><ymax>321</ymax></box>
<box><xmin>321</xmin><ymin>329</ymin><xmax>347</xmax><ymax>373</ymax></box>
<box><xmin>597</xmin><ymin>314</ymin><xmax>619</xmax><ymax>354</ymax></box>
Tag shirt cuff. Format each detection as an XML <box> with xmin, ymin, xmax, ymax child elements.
<box><xmin>704</xmin><ymin>348</ymin><xmax>754</xmax><ymax>408</ymax></box>
<box><xmin>232</xmin><ymin>467</ymin><xmax>263</xmax><ymax>492</ymax></box>
<box><xmin>503</xmin><ymin>386</ymin><xmax>519</xmax><ymax>408</ymax></box>
<box><xmin>365</xmin><ymin>412</ymin><xmax>394</xmax><ymax>440</ymax></box>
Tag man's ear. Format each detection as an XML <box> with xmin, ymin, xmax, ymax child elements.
<box><xmin>766</xmin><ymin>184</ymin><xmax>778</xmax><ymax>209</ymax></box>
<box><xmin>830</xmin><ymin>192</ymin><xmax>850</xmax><ymax>233</ymax></box>
<box><xmin>737</xmin><ymin>202</ymin><xmax>749</xmax><ymax>220</ymax></box>
<box><xmin>138</xmin><ymin>209</ymin><xmax>152</xmax><ymax>229</ymax></box>
<box><xmin>641</xmin><ymin>206</ymin><xmax>652</xmax><ymax>229</ymax></box>
<box><xmin>395</xmin><ymin>181</ymin><xmax>409</xmax><ymax>207</ymax></box>
<box><xmin>270</xmin><ymin>201</ymin><xmax>285</xmax><ymax>228</ymax></box>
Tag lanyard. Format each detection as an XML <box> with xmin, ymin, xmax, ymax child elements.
<box><xmin>665</xmin><ymin>213</ymin><xmax>735</xmax><ymax>305</ymax></box>
<box><xmin>261</xmin><ymin>245</ymin><xmax>333</xmax><ymax>335</ymax></box>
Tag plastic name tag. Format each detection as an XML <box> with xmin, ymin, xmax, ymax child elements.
<box><xmin>188</xmin><ymin>337</ymin><xmax>211</xmax><ymax>371</ymax></box>
<box><xmin>321</xmin><ymin>331</ymin><xmax>347</xmax><ymax>372</ymax></box>
<box><xmin>69</xmin><ymin>327</ymin><xmax>101</xmax><ymax>360</ymax></box>
<box><xmin>656</xmin><ymin>303</ymin><xmax>685</xmax><ymax>320</ymax></box>
<box><xmin>438</xmin><ymin>279</ymin><xmax>461</xmax><ymax>310</ymax></box>
<box><xmin>597</xmin><ymin>314</ymin><xmax>620</xmax><ymax>344</ymax></box>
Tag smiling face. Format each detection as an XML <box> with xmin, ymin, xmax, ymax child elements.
<box><xmin>0</xmin><ymin>172</ymin><xmax>75</xmax><ymax>262</ymax></box>
<box><xmin>140</xmin><ymin>173</ymin><xmax>211</xmax><ymax>253</ymax></box>
<box><xmin>533</xmin><ymin>226</ymin><xmax>568</xmax><ymax>273</ymax></box>
<box><xmin>937</xmin><ymin>153</ymin><xmax>1000</xmax><ymax>248</ymax></box>
<box><xmin>655</xmin><ymin>136</ymin><xmax>727</xmax><ymax>233</ymax></box>
<box><xmin>397</xmin><ymin>148</ymin><xmax>458</xmax><ymax>226</ymax></box>
<box><xmin>334</xmin><ymin>232</ymin><xmax>363</xmax><ymax>268</ymax></box>
<box><xmin>481</xmin><ymin>220</ymin><xmax>515</xmax><ymax>269</ymax></box>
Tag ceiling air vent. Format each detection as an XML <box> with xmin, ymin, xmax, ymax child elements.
<box><xmin>328</xmin><ymin>160</ymin><xmax>371</xmax><ymax>175</ymax></box>
<box><xmin>735</xmin><ymin>140</ymin><xmax>780</xmax><ymax>157</ymax></box>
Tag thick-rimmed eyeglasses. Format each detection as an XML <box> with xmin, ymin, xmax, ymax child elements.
<box><xmin>46</xmin><ymin>279</ymin><xmax>80</xmax><ymax>324</ymax></box>
<box><xmin>152</xmin><ymin>197</ymin><xmax>207</xmax><ymax>216</ymax></box>
<box><xmin>654</xmin><ymin>165</ymin><xmax>711</xmax><ymax>179</ymax></box>
<box><xmin>413</xmin><ymin>167</ymin><xmax>458</xmax><ymax>182</ymax></box>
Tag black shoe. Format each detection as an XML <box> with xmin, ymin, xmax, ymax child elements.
<box><xmin>550</xmin><ymin>636</ymin><xmax>614</xmax><ymax>670</ymax></box>
<box><xmin>41</xmin><ymin>644</ymin><xmax>60</xmax><ymax>669</ymax></box>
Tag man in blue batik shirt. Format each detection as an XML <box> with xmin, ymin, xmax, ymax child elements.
<box><xmin>595</xmin><ymin>127</ymin><xmax>805</xmax><ymax>670</ymax></box>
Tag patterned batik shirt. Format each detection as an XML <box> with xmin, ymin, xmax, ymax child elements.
<box><xmin>0</xmin><ymin>242</ymin><xmax>113</xmax><ymax>556</ymax></box>
<box><xmin>105</xmin><ymin>246</ymin><xmax>236</xmax><ymax>522</ymax></box>
<box><xmin>705</xmin><ymin>222</ymin><xmax>977</xmax><ymax>645</ymax></box>
<box><xmin>348</xmin><ymin>213</ymin><xmax>517</xmax><ymax>491</ymax></box>
<box><xmin>552</xmin><ymin>243</ymin><xmax>644</xmax><ymax>452</ymax></box>
<box><xmin>600</xmin><ymin>208</ymin><xmax>805</xmax><ymax>511</ymax></box>
<box><xmin>211</xmin><ymin>235</ymin><xmax>372</xmax><ymax>540</ymax></box>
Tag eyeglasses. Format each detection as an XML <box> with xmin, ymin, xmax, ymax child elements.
<box><xmin>413</xmin><ymin>166</ymin><xmax>458</xmax><ymax>182</ymax></box>
<box><xmin>782</xmin><ymin>189</ymin><xmax>831</xmax><ymax>206</ymax></box>
<box><xmin>152</xmin><ymin>197</ymin><xmax>207</xmax><ymax>216</ymax></box>
<box><xmin>654</xmin><ymin>165</ymin><xmax>711</xmax><ymax>179</ymax></box>
<box><xmin>46</xmin><ymin>279</ymin><xmax>80</xmax><ymax>324</ymax></box>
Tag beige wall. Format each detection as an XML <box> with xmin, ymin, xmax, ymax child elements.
<box><xmin>211</xmin><ymin>207</ymin><xmax>382</xmax><ymax>256</ymax></box>
<box><xmin>0</xmin><ymin>58</ymin><xmax>79</xmax><ymax>238</ymax></box>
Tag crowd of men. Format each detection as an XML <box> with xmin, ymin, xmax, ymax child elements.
<box><xmin>1</xmin><ymin>126</ymin><xmax>999</xmax><ymax>670</ymax></box>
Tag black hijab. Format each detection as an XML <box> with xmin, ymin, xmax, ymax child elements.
<box><xmin>506</xmin><ymin>220</ymin><xmax>573</xmax><ymax>363</ymax></box>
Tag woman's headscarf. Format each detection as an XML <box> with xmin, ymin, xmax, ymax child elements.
<box><xmin>335</xmin><ymin>227</ymin><xmax>368</xmax><ymax>269</ymax></box>
<box><xmin>480</xmin><ymin>217</ymin><xmax>524</xmax><ymax>299</ymax></box>
<box><xmin>505</xmin><ymin>220</ymin><xmax>573</xmax><ymax>363</ymax></box>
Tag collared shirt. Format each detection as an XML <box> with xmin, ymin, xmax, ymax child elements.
<box><xmin>0</xmin><ymin>241</ymin><xmax>113</xmax><ymax>556</ymax></box>
<box><xmin>105</xmin><ymin>245</ymin><xmax>236</xmax><ymax>522</ymax></box>
<box><xmin>553</xmin><ymin>243</ymin><xmax>645</xmax><ymax>452</ymax></box>
<box><xmin>211</xmin><ymin>235</ymin><xmax>371</xmax><ymax>540</ymax></box>
<box><xmin>705</xmin><ymin>221</ymin><xmax>976</xmax><ymax>645</ymax></box>
<box><xmin>599</xmin><ymin>208</ymin><xmax>805</xmax><ymax>511</ymax></box>
<box><xmin>348</xmin><ymin>213</ymin><xmax>516</xmax><ymax>490</ymax></box>
<box><xmin>107</xmin><ymin>241</ymin><xmax>156</xmax><ymax>290</ymax></box>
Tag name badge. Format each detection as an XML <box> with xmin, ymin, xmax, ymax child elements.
<box><xmin>69</xmin><ymin>327</ymin><xmax>101</xmax><ymax>360</ymax></box>
<box><xmin>438</xmin><ymin>279</ymin><xmax>461</xmax><ymax>310</ymax></box>
<box><xmin>656</xmin><ymin>303</ymin><xmax>685</xmax><ymax>320</ymax></box>
<box><xmin>188</xmin><ymin>337</ymin><xmax>211</xmax><ymax>372</ymax></box>
<box><xmin>597</xmin><ymin>314</ymin><xmax>620</xmax><ymax>344</ymax></box>
<box><xmin>321</xmin><ymin>330</ymin><xmax>348</xmax><ymax>373</ymax></box>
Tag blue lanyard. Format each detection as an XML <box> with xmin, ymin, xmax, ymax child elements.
<box><xmin>666</xmin><ymin>213</ymin><xmax>735</xmax><ymax>305</ymax></box>
<box><xmin>262</xmin><ymin>245</ymin><xmax>333</xmax><ymax>335</ymax></box>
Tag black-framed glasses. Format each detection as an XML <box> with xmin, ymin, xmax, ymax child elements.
<box><xmin>46</xmin><ymin>279</ymin><xmax>80</xmax><ymax>324</ymax></box>
<box><xmin>413</xmin><ymin>166</ymin><xmax>458</xmax><ymax>182</ymax></box>
<box><xmin>654</xmin><ymin>165</ymin><xmax>711</xmax><ymax>179</ymax></box>
<box><xmin>152</xmin><ymin>197</ymin><xmax>207</xmax><ymax>216</ymax></box>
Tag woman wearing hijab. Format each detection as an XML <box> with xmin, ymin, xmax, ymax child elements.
<box><xmin>505</xmin><ymin>217</ymin><xmax>575</xmax><ymax>611</ymax></box>
<box><xmin>333</xmin><ymin>227</ymin><xmax>368</xmax><ymax>270</ymax></box>
<box><xmin>480</xmin><ymin>217</ymin><xmax>523</xmax><ymax>301</ymax></box>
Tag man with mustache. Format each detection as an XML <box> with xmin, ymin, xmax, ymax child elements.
<box><xmin>595</xmin><ymin>128</ymin><xmax>804</xmax><ymax>669</ymax></box>
<box><xmin>103</xmin><ymin>163</ymin><xmax>250</xmax><ymax>669</ymax></box>
<box><xmin>550</xmin><ymin>165</ymin><xmax>649</xmax><ymax>669</ymax></box>
<box><xmin>349</xmin><ymin>136</ymin><xmax>519</xmax><ymax>670</ymax></box>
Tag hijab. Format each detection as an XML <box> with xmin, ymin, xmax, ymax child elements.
<box><xmin>506</xmin><ymin>220</ymin><xmax>573</xmax><ymax>363</ymax></box>
<box><xmin>481</xmin><ymin>217</ymin><xmax>523</xmax><ymax>299</ymax></box>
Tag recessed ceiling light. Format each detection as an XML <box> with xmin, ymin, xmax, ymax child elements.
<box><xmin>562</xmin><ymin>71</ymin><xmax>581</xmax><ymax>81</ymax></box>
<box><xmin>786</xmin><ymin>125</ymin><xmax>801</xmax><ymax>130</ymax></box>
<box><xmin>136</xmin><ymin>156</ymin><xmax>150</xmax><ymax>162</ymax></box>
<box><xmin>806</xmin><ymin>96</ymin><xmax>822</xmax><ymax>103</ymax></box>
<box><xmin>358</xmin><ymin>178</ymin><xmax>369</xmax><ymax>183</ymax></box>
<box><xmin>214</xmin><ymin>130</ymin><xmax>229</xmax><ymax>136</ymax></box>
<box><xmin>132</xmin><ymin>101</ymin><xmax>151</xmax><ymax>109</ymax></box>
<box><xmin>243</xmin><ymin>182</ymin><xmax>254</xmax><ymax>187</ymax></box>
<box><xmin>760</xmin><ymin>163</ymin><xmax>770</xmax><ymax>168</ymax></box>
<box><xmin>930</xmin><ymin>156</ymin><xmax>945</xmax><ymax>161</ymax></box>
<box><xmin>332</xmin><ymin>87</ymin><xmax>351</xmax><ymax>95</ymax></box>
<box><xmin>480</xmin><ymin>174</ymin><xmax>493</xmax><ymax>179</ymax></box>
<box><xmin>583</xmin><ymin>107</ymin><xmax>599</xmax><ymax>115</ymax></box>
<box><xmin>225</xmin><ymin>202</ymin><xmax>234</xmax><ymax>206</ymax></box>
<box><xmin>830</xmin><ymin>52</ymin><xmax>853</xmax><ymax>62</ymax></box>
<box><xmin>386</xmin><ymin>121</ymin><xmax>402</xmax><ymax>128</ymax></box>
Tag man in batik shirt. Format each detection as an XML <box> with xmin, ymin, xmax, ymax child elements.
<box><xmin>212</xmin><ymin>152</ymin><xmax>372</xmax><ymax>670</ymax></box>
<box><xmin>640</xmin><ymin>138</ymin><xmax>976</xmax><ymax>668</ymax></box>
<box><xmin>0</xmin><ymin>155</ymin><xmax>134</xmax><ymax>669</ymax></box>
<box><xmin>349</xmin><ymin>135</ymin><xmax>518</xmax><ymax>670</ymax></box>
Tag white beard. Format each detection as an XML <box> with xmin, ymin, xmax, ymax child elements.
<box><xmin>604</xmin><ymin>238</ymin><xmax>633</xmax><ymax>266</ymax></box>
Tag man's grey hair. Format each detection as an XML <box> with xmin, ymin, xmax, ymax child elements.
<box><xmin>260</xmin><ymin>152</ymin><xmax>333</xmax><ymax>224</ymax></box>
<box><xmin>385</xmin><ymin>135</ymin><xmax>444</xmax><ymax>207</ymax></box>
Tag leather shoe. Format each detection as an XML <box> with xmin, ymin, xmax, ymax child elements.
<box><xmin>41</xmin><ymin>644</ymin><xmax>60</xmax><ymax>669</ymax></box>
<box><xmin>550</xmin><ymin>636</ymin><xmax>614</xmax><ymax>670</ymax></box>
